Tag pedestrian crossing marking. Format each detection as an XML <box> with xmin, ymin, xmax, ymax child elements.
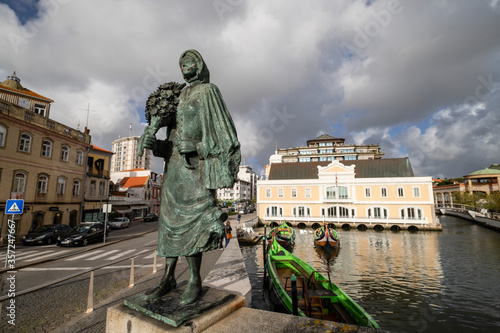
<box><xmin>106</xmin><ymin>249</ymin><xmax>135</xmax><ymax>260</ymax></box>
<box><xmin>65</xmin><ymin>250</ymin><xmax>105</xmax><ymax>261</ymax></box>
<box><xmin>85</xmin><ymin>250</ymin><xmax>120</xmax><ymax>260</ymax></box>
<box><xmin>25</xmin><ymin>250</ymin><xmax>69</xmax><ymax>262</ymax></box>
<box><xmin>3</xmin><ymin>248</ymin><xmax>158</xmax><ymax>264</ymax></box>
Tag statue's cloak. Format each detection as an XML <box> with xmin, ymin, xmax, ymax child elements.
<box><xmin>153</xmin><ymin>50</ymin><xmax>240</xmax><ymax>257</ymax></box>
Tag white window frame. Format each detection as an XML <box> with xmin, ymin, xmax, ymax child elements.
<box><xmin>305</xmin><ymin>187</ymin><xmax>311</xmax><ymax>198</ymax></box>
<box><xmin>291</xmin><ymin>188</ymin><xmax>297</xmax><ymax>198</ymax></box>
<box><xmin>398</xmin><ymin>187</ymin><xmax>404</xmax><ymax>198</ymax></box>
<box><xmin>381</xmin><ymin>187</ymin><xmax>388</xmax><ymax>198</ymax></box>
<box><xmin>413</xmin><ymin>186</ymin><xmax>421</xmax><ymax>198</ymax></box>
<box><xmin>365</xmin><ymin>187</ymin><xmax>371</xmax><ymax>198</ymax></box>
<box><xmin>34</xmin><ymin>103</ymin><xmax>46</xmax><ymax>116</ymax></box>
<box><xmin>13</xmin><ymin>172</ymin><xmax>27</xmax><ymax>193</ymax></box>
<box><xmin>42</xmin><ymin>140</ymin><xmax>52</xmax><ymax>157</ymax></box>
<box><xmin>57</xmin><ymin>177</ymin><xmax>66</xmax><ymax>195</ymax></box>
<box><xmin>61</xmin><ymin>145</ymin><xmax>70</xmax><ymax>162</ymax></box>
<box><xmin>265</xmin><ymin>188</ymin><xmax>271</xmax><ymax>198</ymax></box>
<box><xmin>278</xmin><ymin>188</ymin><xmax>284</xmax><ymax>198</ymax></box>
<box><xmin>37</xmin><ymin>175</ymin><xmax>48</xmax><ymax>194</ymax></box>
<box><xmin>19</xmin><ymin>133</ymin><xmax>31</xmax><ymax>152</ymax></box>
<box><xmin>72</xmin><ymin>180</ymin><xmax>81</xmax><ymax>196</ymax></box>
<box><xmin>76</xmin><ymin>150</ymin><xmax>84</xmax><ymax>165</ymax></box>
<box><xmin>0</xmin><ymin>124</ymin><xmax>6</xmax><ymax>147</ymax></box>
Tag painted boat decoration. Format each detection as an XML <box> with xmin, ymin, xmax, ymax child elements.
<box><xmin>265</xmin><ymin>237</ymin><xmax>379</xmax><ymax>328</ymax></box>
<box><xmin>267</xmin><ymin>220</ymin><xmax>295</xmax><ymax>251</ymax></box>
<box><xmin>314</xmin><ymin>224</ymin><xmax>339</xmax><ymax>249</ymax></box>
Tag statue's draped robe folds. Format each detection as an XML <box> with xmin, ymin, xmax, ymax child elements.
<box><xmin>153</xmin><ymin>51</ymin><xmax>240</xmax><ymax>257</ymax></box>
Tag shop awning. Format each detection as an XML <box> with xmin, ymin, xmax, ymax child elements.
<box><xmin>113</xmin><ymin>205</ymin><xmax>132</xmax><ymax>214</ymax></box>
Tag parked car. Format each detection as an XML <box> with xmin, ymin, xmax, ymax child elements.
<box><xmin>86</xmin><ymin>220</ymin><xmax>111</xmax><ymax>236</ymax></box>
<box><xmin>144</xmin><ymin>214</ymin><xmax>158</xmax><ymax>222</ymax></box>
<box><xmin>22</xmin><ymin>224</ymin><xmax>72</xmax><ymax>245</ymax></box>
<box><xmin>57</xmin><ymin>223</ymin><xmax>105</xmax><ymax>247</ymax></box>
<box><xmin>108</xmin><ymin>217</ymin><xmax>131</xmax><ymax>229</ymax></box>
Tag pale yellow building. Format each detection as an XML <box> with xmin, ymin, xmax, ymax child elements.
<box><xmin>0</xmin><ymin>72</ymin><xmax>91</xmax><ymax>240</ymax></box>
<box><xmin>257</xmin><ymin>158</ymin><xmax>441</xmax><ymax>231</ymax></box>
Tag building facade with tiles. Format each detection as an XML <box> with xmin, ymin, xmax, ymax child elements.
<box><xmin>257</xmin><ymin>157</ymin><xmax>440</xmax><ymax>231</ymax></box>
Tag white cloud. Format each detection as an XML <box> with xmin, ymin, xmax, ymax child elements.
<box><xmin>0</xmin><ymin>0</ymin><xmax>499</xmax><ymax>178</ymax></box>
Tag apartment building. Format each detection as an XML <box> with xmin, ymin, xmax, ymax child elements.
<box><xmin>216</xmin><ymin>165</ymin><xmax>258</xmax><ymax>204</ymax></box>
<box><xmin>276</xmin><ymin>134</ymin><xmax>384</xmax><ymax>163</ymax></box>
<box><xmin>0</xmin><ymin>72</ymin><xmax>91</xmax><ymax>239</ymax></box>
<box><xmin>110</xmin><ymin>136</ymin><xmax>152</xmax><ymax>172</ymax></box>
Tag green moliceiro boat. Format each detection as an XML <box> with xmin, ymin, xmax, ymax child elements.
<box><xmin>266</xmin><ymin>237</ymin><xmax>379</xmax><ymax>328</ymax></box>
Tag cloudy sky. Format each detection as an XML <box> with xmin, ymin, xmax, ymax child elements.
<box><xmin>1</xmin><ymin>0</ymin><xmax>499</xmax><ymax>178</ymax></box>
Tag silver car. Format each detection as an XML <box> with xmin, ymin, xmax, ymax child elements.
<box><xmin>108</xmin><ymin>217</ymin><xmax>131</xmax><ymax>229</ymax></box>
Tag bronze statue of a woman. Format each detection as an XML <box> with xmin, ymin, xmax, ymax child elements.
<box><xmin>138</xmin><ymin>50</ymin><xmax>240</xmax><ymax>305</ymax></box>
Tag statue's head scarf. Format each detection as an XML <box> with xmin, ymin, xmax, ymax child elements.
<box><xmin>179</xmin><ymin>49</ymin><xmax>210</xmax><ymax>84</ymax></box>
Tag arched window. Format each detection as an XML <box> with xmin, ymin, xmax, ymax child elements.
<box><xmin>368</xmin><ymin>207</ymin><xmax>388</xmax><ymax>219</ymax></box>
<box><xmin>42</xmin><ymin>140</ymin><xmax>52</xmax><ymax>157</ymax></box>
<box><xmin>37</xmin><ymin>174</ymin><xmax>49</xmax><ymax>194</ymax></box>
<box><xmin>72</xmin><ymin>179</ymin><xmax>81</xmax><ymax>196</ymax></box>
<box><xmin>61</xmin><ymin>146</ymin><xmax>70</xmax><ymax>162</ymax></box>
<box><xmin>57</xmin><ymin>177</ymin><xmax>66</xmax><ymax>195</ymax></box>
<box><xmin>400</xmin><ymin>207</ymin><xmax>423</xmax><ymax>220</ymax></box>
<box><xmin>76</xmin><ymin>150</ymin><xmax>84</xmax><ymax>165</ymax></box>
<box><xmin>292</xmin><ymin>206</ymin><xmax>311</xmax><ymax>217</ymax></box>
<box><xmin>266</xmin><ymin>206</ymin><xmax>283</xmax><ymax>217</ymax></box>
<box><xmin>326</xmin><ymin>206</ymin><xmax>350</xmax><ymax>218</ymax></box>
<box><xmin>13</xmin><ymin>172</ymin><xmax>27</xmax><ymax>193</ymax></box>
<box><xmin>0</xmin><ymin>124</ymin><xmax>7</xmax><ymax>147</ymax></box>
<box><xmin>19</xmin><ymin>133</ymin><xmax>31</xmax><ymax>152</ymax></box>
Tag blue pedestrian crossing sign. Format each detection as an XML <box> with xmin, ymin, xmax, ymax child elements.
<box><xmin>6</xmin><ymin>199</ymin><xmax>24</xmax><ymax>214</ymax></box>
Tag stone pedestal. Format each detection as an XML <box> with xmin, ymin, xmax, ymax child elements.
<box><xmin>106</xmin><ymin>289</ymin><xmax>245</xmax><ymax>333</ymax></box>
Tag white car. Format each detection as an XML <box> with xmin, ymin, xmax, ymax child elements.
<box><xmin>108</xmin><ymin>217</ymin><xmax>131</xmax><ymax>229</ymax></box>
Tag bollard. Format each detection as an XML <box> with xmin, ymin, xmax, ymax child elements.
<box><xmin>129</xmin><ymin>258</ymin><xmax>134</xmax><ymax>288</ymax></box>
<box><xmin>263</xmin><ymin>226</ymin><xmax>267</xmax><ymax>289</ymax></box>
<box><xmin>291</xmin><ymin>274</ymin><xmax>298</xmax><ymax>316</ymax></box>
<box><xmin>153</xmin><ymin>250</ymin><xmax>157</xmax><ymax>274</ymax></box>
<box><xmin>86</xmin><ymin>271</ymin><xmax>94</xmax><ymax>313</ymax></box>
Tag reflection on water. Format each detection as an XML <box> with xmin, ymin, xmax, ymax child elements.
<box><xmin>240</xmin><ymin>216</ymin><xmax>500</xmax><ymax>332</ymax></box>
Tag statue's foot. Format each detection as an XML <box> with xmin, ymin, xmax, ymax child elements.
<box><xmin>179</xmin><ymin>281</ymin><xmax>202</xmax><ymax>306</ymax></box>
<box><xmin>144</xmin><ymin>277</ymin><xmax>177</xmax><ymax>299</ymax></box>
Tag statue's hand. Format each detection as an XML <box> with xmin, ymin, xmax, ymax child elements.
<box><xmin>138</xmin><ymin>131</ymin><xmax>157</xmax><ymax>156</ymax></box>
<box><xmin>177</xmin><ymin>140</ymin><xmax>196</xmax><ymax>154</ymax></box>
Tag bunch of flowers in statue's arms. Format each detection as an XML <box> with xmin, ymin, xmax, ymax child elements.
<box><xmin>138</xmin><ymin>82</ymin><xmax>186</xmax><ymax>157</ymax></box>
<box><xmin>145</xmin><ymin>81</ymin><xmax>186</xmax><ymax>128</ymax></box>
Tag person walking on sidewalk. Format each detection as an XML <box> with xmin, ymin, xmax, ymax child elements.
<box><xmin>224</xmin><ymin>221</ymin><xmax>232</xmax><ymax>248</ymax></box>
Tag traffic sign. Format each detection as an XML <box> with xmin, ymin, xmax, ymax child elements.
<box><xmin>6</xmin><ymin>199</ymin><xmax>24</xmax><ymax>214</ymax></box>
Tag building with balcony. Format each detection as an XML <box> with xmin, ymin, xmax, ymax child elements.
<box><xmin>82</xmin><ymin>145</ymin><xmax>113</xmax><ymax>222</ymax></box>
<box><xmin>0</xmin><ymin>72</ymin><xmax>91</xmax><ymax>240</ymax></box>
<box><xmin>216</xmin><ymin>165</ymin><xmax>258</xmax><ymax>205</ymax></box>
<box><xmin>257</xmin><ymin>158</ymin><xmax>440</xmax><ymax>231</ymax></box>
<box><xmin>275</xmin><ymin>134</ymin><xmax>384</xmax><ymax>163</ymax></box>
<box><xmin>110</xmin><ymin>135</ymin><xmax>152</xmax><ymax>171</ymax></box>
<box><xmin>109</xmin><ymin>168</ymin><xmax>160</xmax><ymax>219</ymax></box>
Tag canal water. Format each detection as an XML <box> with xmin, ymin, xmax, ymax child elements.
<box><xmin>240</xmin><ymin>215</ymin><xmax>500</xmax><ymax>332</ymax></box>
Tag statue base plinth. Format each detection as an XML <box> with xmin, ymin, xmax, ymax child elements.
<box><xmin>108</xmin><ymin>283</ymin><xmax>243</xmax><ymax>332</ymax></box>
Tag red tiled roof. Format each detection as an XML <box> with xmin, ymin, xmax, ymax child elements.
<box><xmin>121</xmin><ymin>168</ymin><xmax>148</xmax><ymax>172</ymax></box>
<box><xmin>91</xmin><ymin>144</ymin><xmax>113</xmax><ymax>154</ymax></box>
<box><xmin>119</xmin><ymin>176</ymin><xmax>149</xmax><ymax>188</ymax></box>
<box><xmin>0</xmin><ymin>84</ymin><xmax>53</xmax><ymax>102</ymax></box>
